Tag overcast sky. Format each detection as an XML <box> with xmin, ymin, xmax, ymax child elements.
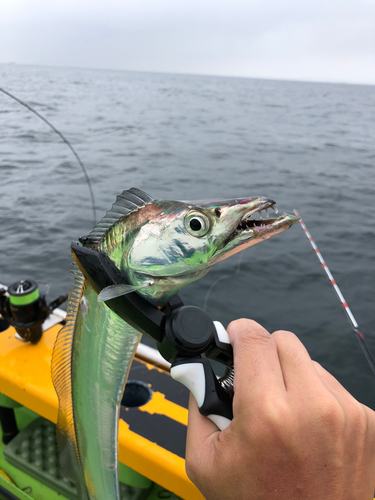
<box><xmin>1</xmin><ymin>0</ymin><xmax>374</xmax><ymax>85</ymax></box>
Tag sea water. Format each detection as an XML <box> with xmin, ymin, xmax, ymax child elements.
<box><xmin>1</xmin><ymin>63</ymin><xmax>374</xmax><ymax>408</ymax></box>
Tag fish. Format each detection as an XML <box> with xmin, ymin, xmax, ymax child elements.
<box><xmin>51</xmin><ymin>187</ymin><xmax>298</xmax><ymax>500</ymax></box>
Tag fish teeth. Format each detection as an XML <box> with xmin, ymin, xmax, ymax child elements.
<box><xmin>265</xmin><ymin>208</ymin><xmax>269</xmax><ymax>218</ymax></box>
<box><xmin>271</xmin><ymin>205</ymin><xmax>278</xmax><ymax>214</ymax></box>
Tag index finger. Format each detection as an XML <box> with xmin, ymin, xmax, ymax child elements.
<box><xmin>227</xmin><ymin>319</ymin><xmax>286</xmax><ymax>411</ymax></box>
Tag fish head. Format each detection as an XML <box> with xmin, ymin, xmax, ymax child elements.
<box><xmin>118</xmin><ymin>195</ymin><xmax>298</xmax><ymax>304</ymax></box>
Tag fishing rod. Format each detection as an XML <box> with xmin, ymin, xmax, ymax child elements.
<box><xmin>293</xmin><ymin>209</ymin><xmax>375</xmax><ymax>377</ymax></box>
<box><xmin>0</xmin><ymin>87</ymin><xmax>96</xmax><ymax>226</ymax></box>
<box><xmin>0</xmin><ymin>87</ymin><xmax>98</xmax><ymax>343</ymax></box>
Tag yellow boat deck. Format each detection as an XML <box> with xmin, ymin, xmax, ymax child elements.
<box><xmin>0</xmin><ymin>319</ymin><xmax>203</xmax><ymax>500</ymax></box>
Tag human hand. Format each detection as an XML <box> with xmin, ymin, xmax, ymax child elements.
<box><xmin>186</xmin><ymin>319</ymin><xmax>375</xmax><ymax>500</ymax></box>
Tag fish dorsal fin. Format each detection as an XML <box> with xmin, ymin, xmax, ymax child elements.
<box><xmin>51</xmin><ymin>265</ymin><xmax>89</xmax><ymax>499</ymax></box>
<box><xmin>86</xmin><ymin>187</ymin><xmax>154</xmax><ymax>247</ymax></box>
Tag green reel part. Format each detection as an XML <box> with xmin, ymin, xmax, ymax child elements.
<box><xmin>8</xmin><ymin>281</ymin><xmax>40</xmax><ymax>307</ymax></box>
<box><xmin>3</xmin><ymin>280</ymin><xmax>45</xmax><ymax>344</ymax></box>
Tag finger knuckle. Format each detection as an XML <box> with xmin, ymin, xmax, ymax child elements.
<box><xmin>263</xmin><ymin>397</ymin><xmax>292</xmax><ymax>428</ymax></box>
<box><xmin>228</xmin><ymin>319</ymin><xmax>274</xmax><ymax>355</ymax></box>
<box><xmin>312</xmin><ymin>360</ymin><xmax>323</xmax><ymax>370</ymax></box>
<box><xmin>235</xmin><ymin>319</ymin><xmax>272</xmax><ymax>345</ymax></box>
<box><xmin>247</xmin><ymin>397</ymin><xmax>292</xmax><ymax>442</ymax></box>
<box><xmin>272</xmin><ymin>329</ymin><xmax>298</xmax><ymax>342</ymax></box>
<box><xmin>348</xmin><ymin>402</ymin><xmax>368</xmax><ymax>434</ymax></box>
<box><xmin>315</xmin><ymin>396</ymin><xmax>346</xmax><ymax>431</ymax></box>
<box><xmin>228</xmin><ymin>318</ymin><xmax>266</xmax><ymax>334</ymax></box>
<box><xmin>227</xmin><ymin>318</ymin><xmax>257</xmax><ymax>335</ymax></box>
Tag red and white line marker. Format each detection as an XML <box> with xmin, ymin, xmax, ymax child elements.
<box><xmin>293</xmin><ymin>209</ymin><xmax>375</xmax><ymax>375</ymax></box>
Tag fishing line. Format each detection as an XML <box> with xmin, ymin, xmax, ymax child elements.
<box><xmin>203</xmin><ymin>251</ymin><xmax>244</xmax><ymax>312</ymax></box>
<box><xmin>294</xmin><ymin>209</ymin><xmax>375</xmax><ymax>377</ymax></box>
<box><xmin>0</xmin><ymin>87</ymin><xmax>96</xmax><ymax>226</ymax></box>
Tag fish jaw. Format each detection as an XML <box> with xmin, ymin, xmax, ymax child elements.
<box><xmin>209</xmin><ymin>212</ymin><xmax>299</xmax><ymax>265</ymax></box>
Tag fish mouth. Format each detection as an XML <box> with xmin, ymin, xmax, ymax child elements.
<box><xmin>212</xmin><ymin>199</ymin><xmax>299</xmax><ymax>263</ymax></box>
<box><xmin>233</xmin><ymin>211</ymin><xmax>297</xmax><ymax>239</ymax></box>
<box><xmin>235</xmin><ymin>199</ymin><xmax>279</xmax><ymax>232</ymax></box>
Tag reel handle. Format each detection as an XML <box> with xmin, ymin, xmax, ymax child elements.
<box><xmin>170</xmin><ymin>322</ymin><xmax>233</xmax><ymax>431</ymax></box>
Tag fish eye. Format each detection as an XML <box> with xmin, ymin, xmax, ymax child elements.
<box><xmin>184</xmin><ymin>211</ymin><xmax>210</xmax><ymax>237</ymax></box>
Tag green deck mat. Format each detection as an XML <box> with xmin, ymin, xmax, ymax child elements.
<box><xmin>3</xmin><ymin>418</ymin><xmax>150</xmax><ymax>500</ymax></box>
<box><xmin>0</xmin><ymin>401</ymin><xmax>183</xmax><ymax>500</ymax></box>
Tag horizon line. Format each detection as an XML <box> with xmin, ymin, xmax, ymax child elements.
<box><xmin>1</xmin><ymin>61</ymin><xmax>374</xmax><ymax>88</ymax></box>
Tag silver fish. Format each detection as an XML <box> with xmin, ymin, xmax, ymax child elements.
<box><xmin>52</xmin><ymin>187</ymin><xmax>298</xmax><ymax>499</ymax></box>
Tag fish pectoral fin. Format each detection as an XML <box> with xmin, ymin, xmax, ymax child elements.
<box><xmin>97</xmin><ymin>282</ymin><xmax>153</xmax><ymax>302</ymax></box>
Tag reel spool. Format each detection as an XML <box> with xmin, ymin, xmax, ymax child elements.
<box><xmin>0</xmin><ymin>280</ymin><xmax>67</xmax><ymax>344</ymax></box>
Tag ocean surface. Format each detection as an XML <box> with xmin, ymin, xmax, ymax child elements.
<box><xmin>1</xmin><ymin>63</ymin><xmax>374</xmax><ymax>409</ymax></box>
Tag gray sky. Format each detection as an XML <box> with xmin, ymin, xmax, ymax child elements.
<box><xmin>1</xmin><ymin>0</ymin><xmax>374</xmax><ymax>85</ymax></box>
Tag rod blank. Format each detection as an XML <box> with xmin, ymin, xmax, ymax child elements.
<box><xmin>294</xmin><ymin>209</ymin><xmax>375</xmax><ymax>377</ymax></box>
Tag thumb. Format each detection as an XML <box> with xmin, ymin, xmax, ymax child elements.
<box><xmin>186</xmin><ymin>393</ymin><xmax>220</xmax><ymax>482</ymax></box>
<box><xmin>187</xmin><ymin>392</ymin><xmax>220</xmax><ymax>439</ymax></box>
